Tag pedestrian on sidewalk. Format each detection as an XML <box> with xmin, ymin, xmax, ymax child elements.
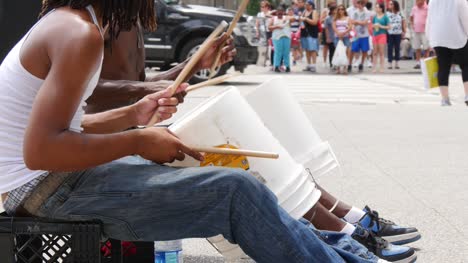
<box><xmin>300</xmin><ymin>0</ymin><xmax>320</xmax><ymax>72</ymax></box>
<box><xmin>426</xmin><ymin>0</ymin><xmax>468</xmax><ymax>106</ymax></box>
<box><xmin>333</xmin><ymin>4</ymin><xmax>352</xmax><ymax>74</ymax></box>
<box><xmin>349</xmin><ymin>0</ymin><xmax>372</xmax><ymax>73</ymax></box>
<box><xmin>269</xmin><ymin>6</ymin><xmax>292</xmax><ymax>73</ymax></box>
<box><xmin>325</xmin><ymin>5</ymin><xmax>338</xmax><ymax>69</ymax></box>
<box><xmin>387</xmin><ymin>0</ymin><xmax>407</xmax><ymax>70</ymax></box>
<box><xmin>410</xmin><ymin>0</ymin><xmax>430</xmax><ymax>69</ymax></box>
<box><xmin>372</xmin><ymin>3</ymin><xmax>390</xmax><ymax>73</ymax></box>
<box><xmin>257</xmin><ymin>1</ymin><xmax>274</xmax><ymax>68</ymax></box>
<box><xmin>288</xmin><ymin>7</ymin><xmax>302</xmax><ymax>66</ymax></box>
<box><xmin>321</xmin><ymin>0</ymin><xmax>337</xmax><ymax>66</ymax></box>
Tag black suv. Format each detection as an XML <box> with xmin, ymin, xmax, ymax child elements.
<box><xmin>146</xmin><ymin>0</ymin><xmax>260</xmax><ymax>83</ymax></box>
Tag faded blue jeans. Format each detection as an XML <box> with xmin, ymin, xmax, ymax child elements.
<box><xmin>34</xmin><ymin>157</ymin><xmax>378</xmax><ymax>263</ymax></box>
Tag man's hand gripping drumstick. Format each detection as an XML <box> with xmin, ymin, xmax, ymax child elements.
<box><xmin>209</xmin><ymin>0</ymin><xmax>250</xmax><ymax>78</ymax></box>
<box><xmin>146</xmin><ymin>21</ymin><xmax>229</xmax><ymax>127</ymax></box>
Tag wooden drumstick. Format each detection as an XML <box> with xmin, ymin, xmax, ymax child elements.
<box><xmin>209</xmin><ymin>0</ymin><xmax>250</xmax><ymax>78</ymax></box>
<box><xmin>146</xmin><ymin>21</ymin><xmax>229</xmax><ymax>127</ymax></box>
<box><xmin>186</xmin><ymin>73</ymin><xmax>240</xmax><ymax>93</ymax></box>
<box><xmin>192</xmin><ymin>146</ymin><xmax>279</xmax><ymax>159</ymax></box>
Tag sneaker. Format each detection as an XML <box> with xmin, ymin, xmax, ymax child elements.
<box><xmin>441</xmin><ymin>99</ymin><xmax>452</xmax><ymax>106</ymax></box>
<box><xmin>274</xmin><ymin>67</ymin><xmax>281</xmax><ymax>73</ymax></box>
<box><xmin>285</xmin><ymin>67</ymin><xmax>291</xmax><ymax>73</ymax></box>
<box><xmin>358</xmin><ymin>64</ymin><xmax>364</xmax><ymax>72</ymax></box>
<box><xmin>413</xmin><ymin>64</ymin><xmax>421</xmax><ymax>69</ymax></box>
<box><xmin>303</xmin><ymin>66</ymin><xmax>311</xmax><ymax>72</ymax></box>
<box><xmin>347</xmin><ymin>65</ymin><xmax>352</xmax><ymax>73</ymax></box>
<box><xmin>359</xmin><ymin>206</ymin><xmax>421</xmax><ymax>245</ymax></box>
<box><xmin>465</xmin><ymin>96</ymin><xmax>468</xmax><ymax>106</ymax></box>
<box><xmin>310</xmin><ymin>66</ymin><xmax>317</xmax><ymax>73</ymax></box>
<box><xmin>352</xmin><ymin>225</ymin><xmax>417</xmax><ymax>263</ymax></box>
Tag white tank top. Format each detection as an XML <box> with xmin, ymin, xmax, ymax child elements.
<box><xmin>0</xmin><ymin>6</ymin><xmax>104</xmax><ymax>193</ymax></box>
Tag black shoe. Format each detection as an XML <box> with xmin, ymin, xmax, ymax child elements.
<box><xmin>413</xmin><ymin>64</ymin><xmax>421</xmax><ymax>69</ymax></box>
<box><xmin>352</xmin><ymin>225</ymin><xmax>417</xmax><ymax>263</ymax></box>
<box><xmin>359</xmin><ymin>206</ymin><xmax>421</xmax><ymax>245</ymax></box>
<box><xmin>358</xmin><ymin>64</ymin><xmax>364</xmax><ymax>72</ymax></box>
<box><xmin>285</xmin><ymin>67</ymin><xmax>291</xmax><ymax>73</ymax></box>
<box><xmin>274</xmin><ymin>67</ymin><xmax>281</xmax><ymax>73</ymax></box>
<box><xmin>347</xmin><ymin>65</ymin><xmax>352</xmax><ymax>73</ymax></box>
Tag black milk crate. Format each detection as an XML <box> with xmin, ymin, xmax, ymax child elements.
<box><xmin>0</xmin><ymin>212</ymin><xmax>101</xmax><ymax>263</ymax></box>
<box><xmin>101</xmin><ymin>239</ymin><xmax>155</xmax><ymax>263</ymax></box>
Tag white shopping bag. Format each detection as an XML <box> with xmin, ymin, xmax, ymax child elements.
<box><xmin>332</xmin><ymin>40</ymin><xmax>348</xmax><ymax>67</ymax></box>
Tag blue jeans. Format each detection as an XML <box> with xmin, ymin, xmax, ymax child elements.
<box><xmin>273</xmin><ymin>37</ymin><xmax>291</xmax><ymax>68</ymax></box>
<box><xmin>388</xmin><ymin>34</ymin><xmax>402</xmax><ymax>63</ymax></box>
<box><xmin>299</xmin><ymin>219</ymin><xmax>379</xmax><ymax>263</ymax></box>
<box><xmin>34</xmin><ymin>157</ymin><xmax>377</xmax><ymax>263</ymax></box>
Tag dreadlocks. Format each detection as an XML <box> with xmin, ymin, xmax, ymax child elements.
<box><xmin>40</xmin><ymin>0</ymin><xmax>156</xmax><ymax>40</ymax></box>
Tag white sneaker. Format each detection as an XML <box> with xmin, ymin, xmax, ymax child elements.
<box><xmin>441</xmin><ymin>99</ymin><xmax>452</xmax><ymax>106</ymax></box>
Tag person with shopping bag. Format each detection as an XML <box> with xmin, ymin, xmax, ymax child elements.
<box><xmin>426</xmin><ymin>0</ymin><xmax>468</xmax><ymax>106</ymax></box>
<box><xmin>332</xmin><ymin>4</ymin><xmax>352</xmax><ymax>74</ymax></box>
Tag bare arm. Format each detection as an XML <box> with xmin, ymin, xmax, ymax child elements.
<box><xmin>458</xmin><ymin>0</ymin><xmax>468</xmax><ymax>37</ymax></box>
<box><xmin>146</xmin><ymin>34</ymin><xmax>236</xmax><ymax>82</ymax></box>
<box><xmin>303</xmin><ymin>11</ymin><xmax>319</xmax><ymax>26</ymax></box>
<box><xmin>23</xmin><ymin>21</ymin><xmax>199</xmax><ymax>172</ymax></box>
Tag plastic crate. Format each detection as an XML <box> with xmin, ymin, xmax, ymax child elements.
<box><xmin>0</xmin><ymin>212</ymin><xmax>101</xmax><ymax>263</ymax></box>
<box><xmin>101</xmin><ymin>240</ymin><xmax>154</xmax><ymax>263</ymax></box>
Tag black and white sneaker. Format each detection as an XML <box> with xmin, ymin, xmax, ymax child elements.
<box><xmin>352</xmin><ymin>225</ymin><xmax>417</xmax><ymax>263</ymax></box>
<box><xmin>359</xmin><ymin>206</ymin><xmax>421</xmax><ymax>245</ymax></box>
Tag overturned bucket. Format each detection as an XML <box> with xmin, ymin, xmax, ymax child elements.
<box><xmin>169</xmin><ymin>87</ymin><xmax>320</xmax><ymax>260</ymax></box>
<box><xmin>245</xmin><ymin>77</ymin><xmax>340</xmax><ymax>177</ymax></box>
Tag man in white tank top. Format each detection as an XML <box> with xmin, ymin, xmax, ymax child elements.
<box><xmin>0</xmin><ymin>1</ymin><xmax>403</xmax><ymax>262</ymax></box>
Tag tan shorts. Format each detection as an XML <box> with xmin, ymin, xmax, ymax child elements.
<box><xmin>412</xmin><ymin>32</ymin><xmax>429</xmax><ymax>50</ymax></box>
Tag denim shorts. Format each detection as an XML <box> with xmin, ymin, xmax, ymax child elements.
<box><xmin>334</xmin><ymin>37</ymin><xmax>351</xmax><ymax>47</ymax></box>
<box><xmin>301</xmin><ymin>37</ymin><xmax>319</xmax><ymax>51</ymax></box>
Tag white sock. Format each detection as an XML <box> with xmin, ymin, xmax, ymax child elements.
<box><xmin>340</xmin><ymin>222</ymin><xmax>356</xmax><ymax>236</ymax></box>
<box><xmin>343</xmin><ymin>206</ymin><xmax>366</xmax><ymax>224</ymax></box>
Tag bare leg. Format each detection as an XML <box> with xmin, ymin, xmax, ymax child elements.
<box><xmin>415</xmin><ymin>49</ymin><xmax>421</xmax><ymax>63</ymax></box>
<box><xmin>379</xmin><ymin>44</ymin><xmax>385</xmax><ymax>73</ymax></box>
<box><xmin>304</xmin><ymin>202</ymin><xmax>347</xmax><ymax>232</ymax></box>
<box><xmin>440</xmin><ymin>86</ymin><xmax>450</xmax><ymax>100</ymax></box>
<box><xmin>306</xmin><ymin>51</ymin><xmax>312</xmax><ymax>65</ymax></box>
<box><xmin>312</xmin><ymin>51</ymin><xmax>317</xmax><ymax>65</ymax></box>
<box><xmin>372</xmin><ymin>48</ymin><xmax>378</xmax><ymax>73</ymax></box>
<box><xmin>323</xmin><ymin>44</ymin><xmax>329</xmax><ymax>63</ymax></box>
<box><xmin>361</xmin><ymin>52</ymin><xmax>368</xmax><ymax>65</ymax></box>
<box><xmin>464</xmin><ymin>82</ymin><xmax>468</xmax><ymax>97</ymax></box>
<box><xmin>316</xmin><ymin>185</ymin><xmax>353</xmax><ymax>219</ymax></box>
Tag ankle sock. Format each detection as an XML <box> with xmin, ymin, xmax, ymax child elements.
<box><xmin>340</xmin><ymin>222</ymin><xmax>357</xmax><ymax>236</ymax></box>
<box><xmin>343</xmin><ymin>206</ymin><xmax>366</xmax><ymax>224</ymax></box>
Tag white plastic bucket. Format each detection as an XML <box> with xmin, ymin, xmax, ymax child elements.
<box><xmin>169</xmin><ymin>87</ymin><xmax>315</xmax><ymax>209</ymax></box>
<box><xmin>169</xmin><ymin>87</ymin><xmax>320</xmax><ymax>260</ymax></box>
<box><xmin>244</xmin><ymin>77</ymin><xmax>339</xmax><ymax>177</ymax></box>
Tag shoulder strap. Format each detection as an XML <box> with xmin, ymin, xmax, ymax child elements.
<box><xmin>85</xmin><ymin>5</ymin><xmax>104</xmax><ymax>38</ymax></box>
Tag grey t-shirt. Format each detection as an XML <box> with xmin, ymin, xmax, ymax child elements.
<box><xmin>348</xmin><ymin>7</ymin><xmax>371</xmax><ymax>38</ymax></box>
<box><xmin>325</xmin><ymin>16</ymin><xmax>336</xmax><ymax>41</ymax></box>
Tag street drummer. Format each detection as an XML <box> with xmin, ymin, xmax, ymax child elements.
<box><xmin>0</xmin><ymin>1</ymin><xmax>386</xmax><ymax>262</ymax></box>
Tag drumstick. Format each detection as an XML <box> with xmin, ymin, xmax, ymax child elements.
<box><xmin>186</xmin><ymin>73</ymin><xmax>240</xmax><ymax>93</ymax></box>
<box><xmin>146</xmin><ymin>21</ymin><xmax>229</xmax><ymax>127</ymax></box>
<box><xmin>192</xmin><ymin>146</ymin><xmax>279</xmax><ymax>159</ymax></box>
<box><xmin>209</xmin><ymin>0</ymin><xmax>250</xmax><ymax>78</ymax></box>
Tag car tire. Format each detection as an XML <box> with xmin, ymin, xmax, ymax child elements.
<box><xmin>179</xmin><ymin>37</ymin><xmax>230</xmax><ymax>84</ymax></box>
